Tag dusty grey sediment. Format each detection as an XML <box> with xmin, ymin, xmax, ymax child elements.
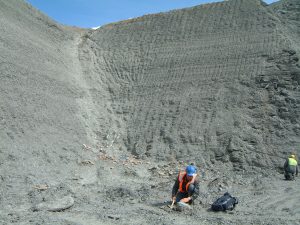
<box><xmin>0</xmin><ymin>0</ymin><xmax>299</xmax><ymax>224</ymax></box>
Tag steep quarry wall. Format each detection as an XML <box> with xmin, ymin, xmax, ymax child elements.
<box><xmin>0</xmin><ymin>0</ymin><xmax>89</xmax><ymax>208</ymax></box>
<box><xmin>79</xmin><ymin>0</ymin><xmax>300</xmax><ymax>170</ymax></box>
<box><xmin>0</xmin><ymin>0</ymin><xmax>299</xmax><ymax>184</ymax></box>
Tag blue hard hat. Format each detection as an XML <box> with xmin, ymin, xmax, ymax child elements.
<box><xmin>186</xmin><ymin>165</ymin><xmax>196</xmax><ymax>176</ymax></box>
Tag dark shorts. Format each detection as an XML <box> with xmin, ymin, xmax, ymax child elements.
<box><xmin>175</xmin><ymin>184</ymin><xmax>195</xmax><ymax>203</ymax></box>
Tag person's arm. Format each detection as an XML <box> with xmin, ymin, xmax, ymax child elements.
<box><xmin>284</xmin><ymin>159</ymin><xmax>288</xmax><ymax>170</ymax></box>
<box><xmin>172</xmin><ymin>179</ymin><xmax>179</xmax><ymax>197</ymax></box>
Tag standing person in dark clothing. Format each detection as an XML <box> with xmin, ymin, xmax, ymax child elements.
<box><xmin>284</xmin><ymin>154</ymin><xmax>298</xmax><ymax>180</ymax></box>
<box><xmin>171</xmin><ymin>165</ymin><xmax>199</xmax><ymax>205</ymax></box>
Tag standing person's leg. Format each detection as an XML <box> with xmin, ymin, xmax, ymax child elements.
<box><xmin>286</xmin><ymin>172</ymin><xmax>293</xmax><ymax>180</ymax></box>
<box><xmin>284</xmin><ymin>171</ymin><xmax>288</xmax><ymax>180</ymax></box>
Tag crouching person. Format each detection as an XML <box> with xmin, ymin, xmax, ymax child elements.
<box><xmin>284</xmin><ymin>154</ymin><xmax>298</xmax><ymax>180</ymax></box>
<box><xmin>171</xmin><ymin>165</ymin><xmax>199</xmax><ymax>206</ymax></box>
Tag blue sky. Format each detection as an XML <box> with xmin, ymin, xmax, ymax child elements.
<box><xmin>26</xmin><ymin>0</ymin><xmax>280</xmax><ymax>28</ymax></box>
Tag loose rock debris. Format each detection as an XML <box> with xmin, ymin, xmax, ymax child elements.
<box><xmin>33</xmin><ymin>184</ymin><xmax>49</xmax><ymax>191</ymax></box>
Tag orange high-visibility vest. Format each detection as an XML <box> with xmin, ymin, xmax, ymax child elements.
<box><xmin>178</xmin><ymin>171</ymin><xmax>197</xmax><ymax>193</ymax></box>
